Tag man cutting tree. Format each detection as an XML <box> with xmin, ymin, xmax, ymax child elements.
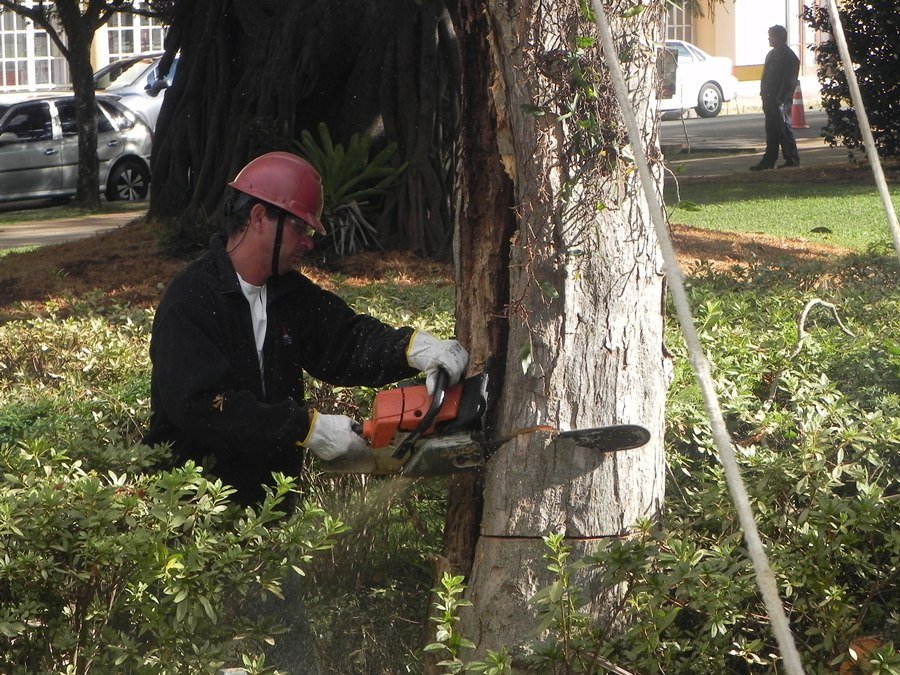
<box><xmin>144</xmin><ymin>151</ymin><xmax>468</xmax><ymax>505</ymax></box>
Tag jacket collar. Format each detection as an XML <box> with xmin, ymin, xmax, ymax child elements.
<box><xmin>208</xmin><ymin>232</ymin><xmax>302</xmax><ymax>300</ymax></box>
<box><xmin>209</xmin><ymin>233</ymin><xmax>242</xmax><ymax>295</ymax></box>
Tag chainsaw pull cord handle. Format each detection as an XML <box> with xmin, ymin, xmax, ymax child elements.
<box><xmin>392</xmin><ymin>368</ymin><xmax>450</xmax><ymax>460</ymax></box>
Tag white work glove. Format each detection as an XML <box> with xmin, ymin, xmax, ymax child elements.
<box><xmin>406</xmin><ymin>330</ymin><xmax>469</xmax><ymax>394</ymax></box>
<box><xmin>300</xmin><ymin>411</ymin><xmax>368</xmax><ymax>461</ymax></box>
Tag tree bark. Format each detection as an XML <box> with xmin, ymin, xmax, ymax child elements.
<box><xmin>48</xmin><ymin>0</ymin><xmax>103</xmax><ymax>210</ymax></box>
<box><xmin>453</xmin><ymin>0</ymin><xmax>670</xmax><ymax>659</ymax></box>
<box><xmin>65</xmin><ymin>42</ymin><xmax>101</xmax><ymax>211</ymax></box>
<box><xmin>442</xmin><ymin>0</ymin><xmax>517</xmax><ymax>579</ymax></box>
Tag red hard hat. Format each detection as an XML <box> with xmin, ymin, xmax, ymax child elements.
<box><xmin>228</xmin><ymin>151</ymin><xmax>326</xmax><ymax>234</ymax></box>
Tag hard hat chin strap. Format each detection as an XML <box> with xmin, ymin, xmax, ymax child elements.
<box><xmin>271</xmin><ymin>211</ymin><xmax>286</xmax><ymax>277</ymax></box>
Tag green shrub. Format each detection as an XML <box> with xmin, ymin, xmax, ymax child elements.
<box><xmin>425</xmin><ymin>256</ymin><xmax>898</xmax><ymax>674</ymax></box>
<box><xmin>4</xmin><ymin>252</ymin><xmax>897</xmax><ymax>674</ymax></box>
<box><xmin>0</xmin><ymin>302</ymin><xmax>349</xmax><ymax>673</ymax></box>
<box><xmin>295</xmin><ymin>123</ymin><xmax>407</xmax><ymax>256</ymax></box>
<box><xmin>0</xmin><ymin>441</ymin><xmax>346</xmax><ymax>674</ymax></box>
<box><xmin>803</xmin><ymin>0</ymin><xmax>900</xmax><ymax>157</ymax></box>
<box><xmin>0</xmin><ymin>278</ymin><xmax>457</xmax><ymax>674</ymax></box>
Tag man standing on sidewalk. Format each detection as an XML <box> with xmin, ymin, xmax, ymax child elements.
<box><xmin>750</xmin><ymin>25</ymin><xmax>800</xmax><ymax>171</ymax></box>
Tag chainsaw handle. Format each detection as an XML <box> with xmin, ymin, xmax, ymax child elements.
<box><xmin>430</xmin><ymin>367</ymin><xmax>450</xmax><ymax>402</ymax></box>
<box><xmin>392</xmin><ymin>368</ymin><xmax>450</xmax><ymax>460</ymax></box>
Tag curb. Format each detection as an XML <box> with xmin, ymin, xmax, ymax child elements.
<box><xmin>662</xmin><ymin>143</ymin><xmax>758</xmax><ymax>156</ymax></box>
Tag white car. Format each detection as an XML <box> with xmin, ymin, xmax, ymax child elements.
<box><xmin>658</xmin><ymin>40</ymin><xmax>739</xmax><ymax>118</ymax></box>
<box><xmin>94</xmin><ymin>52</ymin><xmax>179</xmax><ymax>131</ymax></box>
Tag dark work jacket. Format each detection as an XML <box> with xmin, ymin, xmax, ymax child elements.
<box><xmin>144</xmin><ymin>234</ymin><xmax>417</xmax><ymax>504</ymax></box>
<box><xmin>760</xmin><ymin>42</ymin><xmax>800</xmax><ymax>108</ymax></box>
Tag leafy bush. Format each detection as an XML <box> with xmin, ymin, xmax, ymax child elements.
<box><xmin>803</xmin><ymin>0</ymin><xmax>900</xmax><ymax>157</ymax></box>
<box><xmin>4</xmin><ymin>250</ymin><xmax>897</xmax><ymax>673</ymax></box>
<box><xmin>0</xmin><ymin>302</ymin><xmax>348</xmax><ymax>673</ymax></box>
<box><xmin>585</xmin><ymin>257</ymin><xmax>898</xmax><ymax>673</ymax></box>
<box><xmin>295</xmin><ymin>123</ymin><xmax>407</xmax><ymax>256</ymax></box>
<box><xmin>0</xmin><ymin>444</ymin><xmax>344</xmax><ymax>674</ymax></box>
<box><xmin>0</xmin><ymin>274</ymin><xmax>457</xmax><ymax>674</ymax></box>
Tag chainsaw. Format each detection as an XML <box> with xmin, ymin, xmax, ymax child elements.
<box><xmin>321</xmin><ymin>368</ymin><xmax>651</xmax><ymax>477</ymax></box>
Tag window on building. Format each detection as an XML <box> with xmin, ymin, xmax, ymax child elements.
<box><xmin>0</xmin><ymin>3</ymin><xmax>68</xmax><ymax>92</ymax></box>
<box><xmin>107</xmin><ymin>4</ymin><xmax>166</xmax><ymax>61</ymax></box>
<box><xmin>1</xmin><ymin>11</ymin><xmax>29</xmax><ymax>89</ymax></box>
<box><xmin>666</xmin><ymin>1</ymin><xmax>694</xmax><ymax>43</ymax></box>
<box><xmin>0</xmin><ymin>2</ymin><xmax>166</xmax><ymax>92</ymax></box>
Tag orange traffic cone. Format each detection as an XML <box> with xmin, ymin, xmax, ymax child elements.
<box><xmin>791</xmin><ymin>80</ymin><xmax>809</xmax><ymax>129</ymax></box>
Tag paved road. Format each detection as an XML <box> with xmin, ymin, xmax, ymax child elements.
<box><xmin>662</xmin><ymin>109</ymin><xmax>829</xmax><ymax>151</ymax></box>
<box><xmin>661</xmin><ymin>109</ymin><xmax>854</xmax><ymax>177</ymax></box>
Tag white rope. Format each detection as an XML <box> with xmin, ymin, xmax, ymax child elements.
<box><xmin>825</xmin><ymin>0</ymin><xmax>900</xmax><ymax>265</ymax></box>
<box><xmin>588</xmin><ymin>3</ymin><xmax>806</xmax><ymax>674</ymax></box>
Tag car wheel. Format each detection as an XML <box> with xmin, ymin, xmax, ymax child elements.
<box><xmin>695</xmin><ymin>82</ymin><xmax>723</xmax><ymax>118</ymax></box>
<box><xmin>106</xmin><ymin>158</ymin><xmax>150</xmax><ymax>201</ymax></box>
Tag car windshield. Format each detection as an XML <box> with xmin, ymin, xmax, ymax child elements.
<box><xmin>96</xmin><ymin>58</ymin><xmax>157</xmax><ymax>90</ymax></box>
<box><xmin>0</xmin><ymin>105</ymin><xmax>8</xmax><ymax>118</ymax></box>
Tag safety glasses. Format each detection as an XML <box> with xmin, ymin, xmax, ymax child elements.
<box><xmin>283</xmin><ymin>214</ymin><xmax>318</xmax><ymax>239</ymax></box>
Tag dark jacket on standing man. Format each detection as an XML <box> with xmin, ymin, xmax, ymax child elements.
<box><xmin>144</xmin><ymin>234</ymin><xmax>417</xmax><ymax>504</ymax></box>
<box><xmin>760</xmin><ymin>42</ymin><xmax>800</xmax><ymax>109</ymax></box>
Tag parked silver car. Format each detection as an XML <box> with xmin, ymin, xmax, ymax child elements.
<box><xmin>94</xmin><ymin>52</ymin><xmax>179</xmax><ymax>131</ymax></box>
<box><xmin>0</xmin><ymin>94</ymin><xmax>152</xmax><ymax>203</ymax></box>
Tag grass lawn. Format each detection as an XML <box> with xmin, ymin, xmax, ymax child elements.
<box><xmin>666</xmin><ymin>175</ymin><xmax>900</xmax><ymax>253</ymax></box>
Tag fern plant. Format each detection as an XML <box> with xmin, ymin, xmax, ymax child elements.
<box><xmin>295</xmin><ymin>123</ymin><xmax>407</xmax><ymax>256</ymax></box>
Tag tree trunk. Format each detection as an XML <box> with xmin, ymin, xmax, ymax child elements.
<box><xmin>454</xmin><ymin>0</ymin><xmax>670</xmax><ymax>659</ymax></box>
<box><xmin>55</xmin><ymin>0</ymin><xmax>101</xmax><ymax>210</ymax></box>
<box><xmin>67</xmin><ymin>46</ymin><xmax>100</xmax><ymax>210</ymax></box>
<box><xmin>442</xmin><ymin>0</ymin><xmax>517</xmax><ymax>578</ymax></box>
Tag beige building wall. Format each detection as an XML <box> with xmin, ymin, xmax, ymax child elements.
<box><xmin>675</xmin><ymin>0</ymin><xmax>819</xmax><ymax>80</ymax></box>
<box><xmin>92</xmin><ymin>28</ymin><xmax>112</xmax><ymax>70</ymax></box>
<box><xmin>692</xmin><ymin>4</ymin><xmax>735</xmax><ymax>65</ymax></box>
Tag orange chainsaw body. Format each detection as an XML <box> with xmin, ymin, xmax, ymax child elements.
<box><xmin>362</xmin><ymin>382</ymin><xmax>464</xmax><ymax>448</ymax></box>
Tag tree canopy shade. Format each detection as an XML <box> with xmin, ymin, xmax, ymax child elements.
<box><xmin>0</xmin><ymin>0</ymin><xmax>173</xmax><ymax>209</ymax></box>
<box><xmin>149</xmin><ymin>0</ymin><xmax>460</xmax><ymax>257</ymax></box>
<box><xmin>804</xmin><ymin>0</ymin><xmax>900</xmax><ymax>157</ymax></box>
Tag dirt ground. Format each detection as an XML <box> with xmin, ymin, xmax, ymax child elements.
<box><xmin>0</xmin><ymin>213</ymin><xmax>857</xmax><ymax>320</ymax></box>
